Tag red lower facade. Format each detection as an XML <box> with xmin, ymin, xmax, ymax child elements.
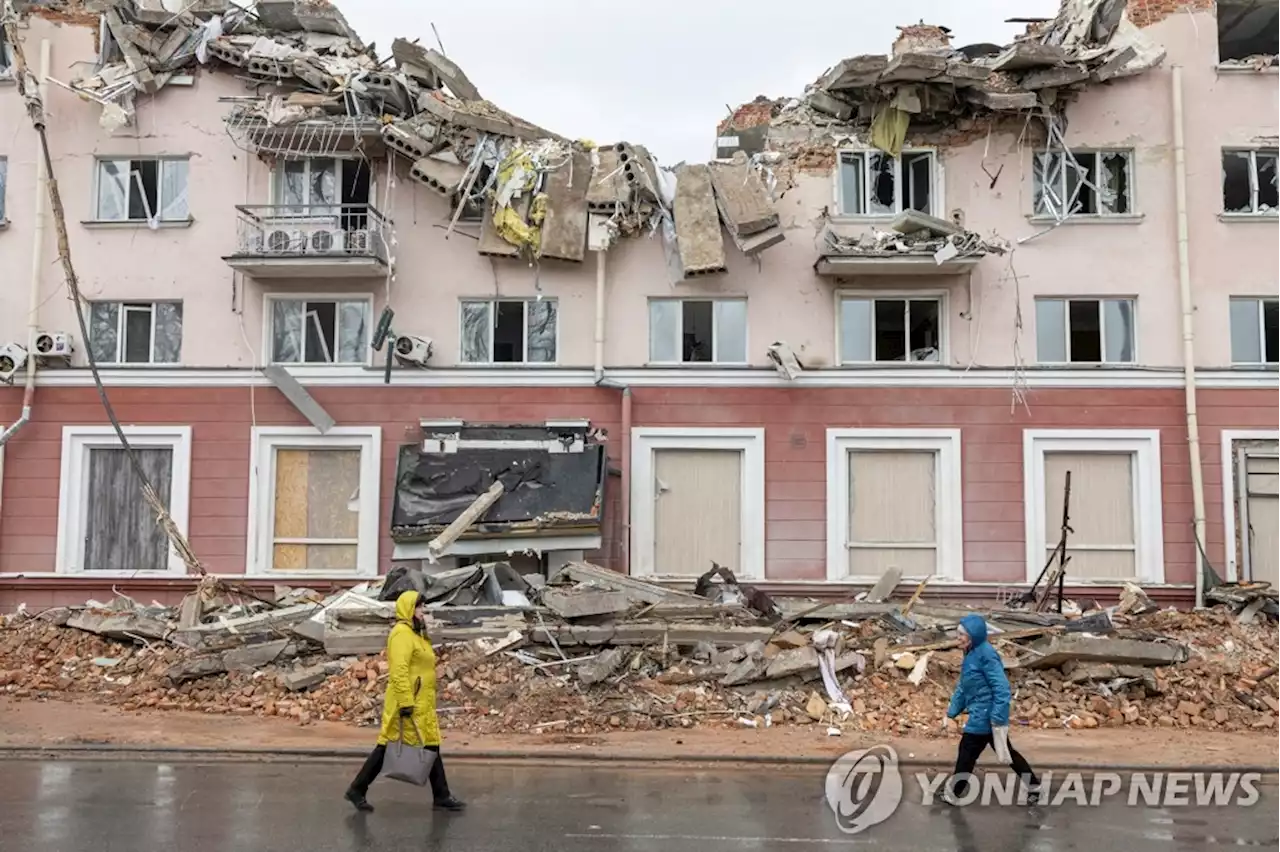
<box><xmin>1</xmin><ymin>383</ymin><xmax>1276</xmax><ymax>609</ymax></box>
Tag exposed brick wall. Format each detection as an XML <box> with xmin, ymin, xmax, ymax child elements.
<box><xmin>1127</xmin><ymin>0</ymin><xmax>1214</xmax><ymax>28</ymax></box>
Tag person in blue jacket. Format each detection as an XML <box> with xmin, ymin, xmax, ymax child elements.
<box><xmin>943</xmin><ymin>613</ymin><xmax>1040</xmax><ymax>804</ymax></box>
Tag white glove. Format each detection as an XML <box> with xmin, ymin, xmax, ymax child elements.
<box><xmin>991</xmin><ymin>725</ymin><xmax>1013</xmax><ymax>765</ymax></box>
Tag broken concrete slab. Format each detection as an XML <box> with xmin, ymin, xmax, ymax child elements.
<box><xmin>878</xmin><ymin>53</ymin><xmax>948</xmax><ymax>83</ymax></box>
<box><xmin>408</xmin><ymin>156</ymin><xmax>466</xmax><ymax>196</ymax></box>
<box><xmin>171</xmin><ymin>603</ymin><xmax>320</xmax><ymax>650</ymax></box>
<box><xmin>818</xmin><ymin>55</ymin><xmax>890</xmax><ymax>91</ymax></box>
<box><xmin>417</xmin><ymin>93</ymin><xmax>546</xmax><ymax>141</ymax></box>
<box><xmin>963</xmin><ymin>87</ymin><xmax>1039</xmax><ymax>111</ymax></box>
<box><xmin>555</xmin><ymin>562</ymin><xmax>705</xmax><ymax>606</ymax></box>
<box><xmin>165</xmin><ymin>655</ymin><xmax>226</xmax><ymax>684</ymax></box>
<box><xmin>382</xmin><ymin>121</ymin><xmax>437</xmax><ymax>161</ymax></box>
<box><xmin>104</xmin><ymin>10</ymin><xmax>159</xmax><ymax>94</ymax></box>
<box><xmin>889</xmin><ymin>209</ymin><xmax>961</xmax><ymax>238</ymax></box>
<box><xmin>282</xmin><ymin>664</ymin><xmax>329</xmax><ymax>692</ymax></box>
<box><xmin>391</xmin><ymin>39</ymin><xmax>481</xmax><ymax>101</ymax></box>
<box><xmin>944</xmin><ymin>60</ymin><xmax>992</xmax><ymax>87</ymax></box>
<box><xmin>708</xmin><ymin>159</ymin><xmax>779</xmax><ymax>237</ymax></box>
<box><xmin>763</xmin><ymin>646</ymin><xmax>820</xmax><ymax>680</ymax></box>
<box><xmin>587</xmin><ymin>147</ymin><xmax>626</xmax><ymax>212</ymax></box>
<box><xmin>541</xmin><ymin>588</ymin><xmax>631</xmax><ymax>620</ymax></box>
<box><xmin>1014</xmin><ymin>635</ymin><xmax>1190</xmax><ymax>670</ymax></box>
<box><xmin>478</xmin><ymin>195</ymin><xmax>527</xmax><ymax>258</ymax></box>
<box><xmin>537</xmin><ymin>148</ymin><xmax>591</xmax><ymax>263</ymax></box>
<box><xmin>991</xmin><ymin>42</ymin><xmax>1068</xmax><ymax>72</ymax></box>
<box><xmin>577</xmin><ymin>647</ymin><xmax>626</xmax><ymax>685</ymax></box>
<box><xmin>671</xmin><ymin>164</ymin><xmax>726</xmax><ymax>277</ymax></box>
<box><xmin>531</xmin><ymin>622</ymin><xmax>775</xmax><ymax>649</ymax></box>
<box><xmin>1020</xmin><ymin>64</ymin><xmax>1091</xmax><ymax>90</ymax></box>
<box><xmin>1064</xmin><ymin>662</ymin><xmax>1155</xmax><ymax>685</ymax></box>
<box><xmin>807</xmin><ymin>90</ymin><xmax>854</xmax><ymax>121</ymax></box>
<box><xmin>222</xmin><ymin>638</ymin><xmax>292</xmax><ymax>673</ymax></box>
<box><xmin>263</xmin><ymin>364</ymin><xmax>335</xmax><ymax>434</ymax></box>
<box><xmin>67</xmin><ymin>610</ymin><xmax>170</xmax><ymax>643</ymax></box>
<box><xmin>864</xmin><ymin>566</ymin><xmax>903</xmax><ymax>604</ymax></box>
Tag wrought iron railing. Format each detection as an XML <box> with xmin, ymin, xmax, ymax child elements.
<box><xmin>230</xmin><ymin>204</ymin><xmax>390</xmax><ymax>265</ymax></box>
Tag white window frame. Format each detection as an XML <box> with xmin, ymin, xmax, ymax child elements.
<box><xmin>1022</xmin><ymin>429</ymin><xmax>1164</xmax><ymax>585</ymax></box>
<box><xmin>54</xmin><ymin>425</ymin><xmax>192</xmax><ymax>576</ymax></box>
<box><xmin>1032</xmin><ymin>148</ymin><xmax>1137</xmax><ymax>219</ymax></box>
<box><xmin>269</xmin><ymin>156</ymin><xmax>375</xmax><ymax>208</ymax></box>
<box><xmin>630</xmin><ymin>427</ymin><xmax>765</xmax><ymax>580</ymax></box>
<box><xmin>245</xmin><ymin>426</ymin><xmax>382</xmax><ymax>578</ymax></box>
<box><xmin>646</xmin><ymin>298</ymin><xmax>749</xmax><ymax>366</ymax></box>
<box><xmin>824</xmin><ymin>429</ymin><xmax>963</xmax><ymax>582</ymax></box>
<box><xmin>1229</xmin><ymin>296</ymin><xmax>1279</xmax><ymax>365</ymax></box>
<box><xmin>1035</xmin><ymin>296</ymin><xmax>1138</xmax><ymax>365</ymax></box>
<box><xmin>835</xmin><ymin>289</ymin><xmax>948</xmax><ymax>364</ymax></box>
<box><xmin>0</xmin><ymin>156</ymin><xmax>8</xmax><ymax>223</ymax></box>
<box><xmin>833</xmin><ymin>148</ymin><xmax>938</xmax><ymax>218</ymax></box>
<box><xmin>458</xmin><ymin>297</ymin><xmax>560</xmax><ymax>365</ymax></box>
<box><xmin>90</xmin><ymin>301</ymin><xmax>183</xmax><ymax>365</ymax></box>
<box><xmin>1221</xmin><ymin>148</ymin><xmax>1279</xmax><ymax>217</ymax></box>
<box><xmin>263</xmin><ymin>293</ymin><xmax>374</xmax><ymax>367</ymax></box>
<box><xmin>0</xmin><ymin>28</ymin><xmax>13</xmax><ymax>79</ymax></box>
<box><xmin>91</xmin><ymin>156</ymin><xmax>190</xmax><ymax>223</ymax></box>
<box><xmin>1220</xmin><ymin>429</ymin><xmax>1280</xmax><ymax>582</ymax></box>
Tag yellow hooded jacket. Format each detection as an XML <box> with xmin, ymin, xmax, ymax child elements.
<box><xmin>376</xmin><ymin>590</ymin><xmax>441</xmax><ymax>747</ymax></box>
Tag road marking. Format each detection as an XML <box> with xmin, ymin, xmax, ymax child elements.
<box><xmin>564</xmin><ymin>833</ymin><xmax>872</xmax><ymax>845</ymax></box>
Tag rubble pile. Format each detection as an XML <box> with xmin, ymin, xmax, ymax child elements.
<box><xmin>2</xmin><ymin>567</ymin><xmax>1277</xmax><ymax>737</ymax></box>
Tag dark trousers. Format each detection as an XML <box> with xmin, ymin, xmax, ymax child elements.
<box><xmin>349</xmin><ymin>744</ymin><xmax>452</xmax><ymax>802</ymax></box>
<box><xmin>948</xmin><ymin>732</ymin><xmax>1039</xmax><ymax>799</ymax></box>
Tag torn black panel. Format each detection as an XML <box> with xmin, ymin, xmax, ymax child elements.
<box><xmin>391</xmin><ymin>444</ymin><xmax>606</xmax><ymax>540</ymax></box>
<box><xmin>1218</xmin><ymin>0</ymin><xmax>1280</xmax><ymax>62</ymax></box>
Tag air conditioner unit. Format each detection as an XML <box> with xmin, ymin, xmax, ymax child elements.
<box><xmin>265</xmin><ymin>229</ymin><xmax>294</xmax><ymax>253</ymax></box>
<box><xmin>307</xmin><ymin>228</ymin><xmax>345</xmax><ymax>254</ymax></box>
<box><xmin>393</xmin><ymin>334</ymin><xmax>433</xmax><ymax>366</ymax></box>
<box><xmin>345</xmin><ymin>229</ymin><xmax>370</xmax><ymax>254</ymax></box>
<box><xmin>34</xmin><ymin>331</ymin><xmax>73</xmax><ymax>360</ymax></box>
<box><xmin>0</xmin><ymin>343</ymin><xmax>28</xmax><ymax>384</ymax></box>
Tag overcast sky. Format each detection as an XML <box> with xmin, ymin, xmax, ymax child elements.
<box><xmin>342</xmin><ymin>0</ymin><xmax>1060</xmax><ymax>165</ymax></box>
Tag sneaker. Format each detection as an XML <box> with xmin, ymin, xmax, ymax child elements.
<box><xmin>344</xmin><ymin>788</ymin><xmax>374</xmax><ymax>812</ymax></box>
<box><xmin>434</xmin><ymin>796</ymin><xmax>466</xmax><ymax>812</ymax></box>
<box><xmin>940</xmin><ymin>788</ymin><xmax>962</xmax><ymax>807</ymax></box>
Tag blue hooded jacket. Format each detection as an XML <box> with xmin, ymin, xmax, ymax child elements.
<box><xmin>946</xmin><ymin>613</ymin><xmax>1012</xmax><ymax>735</ymax></box>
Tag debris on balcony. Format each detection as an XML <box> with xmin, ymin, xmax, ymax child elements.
<box><xmin>815</xmin><ymin>209</ymin><xmax>1009</xmax><ymax>276</ymax></box>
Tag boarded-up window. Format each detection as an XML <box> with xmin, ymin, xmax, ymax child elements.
<box><xmin>847</xmin><ymin>450</ymin><xmax>937</xmax><ymax>578</ymax></box>
<box><xmin>1244</xmin><ymin>453</ymin><xmax>1279</xmax><ymax>586</ymax></box>
<box><xmin>653</xmin><ymin>448</ymin><xmax>741</xmax><ymax>576</ymax></box>
<box><xmin>1044</xmin><ymin>451</ymin><xmax>1136</xmax><ymax>580</ymax></box>
<box><xmin>271</xmin><ymin>448</ymin><xmax>361</xmax><ymax>572</ymax></box>
<box><xmin>83</xmin><ymin>448</ymin><xmax>173</xmax><ymax>572</ymax></box>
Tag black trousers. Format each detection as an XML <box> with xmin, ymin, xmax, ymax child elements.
<box><xmin>948</xmin><ymin>732</ymin><xmax>1039</xmax><ymax>799</ymax></box>
<box><xmin>349</xmin><ymin>743</ymin><xmax>452</xmax><ymax>802</ymax></box>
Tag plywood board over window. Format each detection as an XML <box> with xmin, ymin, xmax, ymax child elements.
<box><xmin>246</xmin><ymin>426</ymin><xmax>382</xmax><ymax>577</ymax></box>
<box><xmin>1221</xmin><ymin>432</ymin><xmax>1280</xmax><ymax>586</ymax></box>
<box><xmin>826</xmin><ymin>429</ymin><xmax>963</xmax><ymax>582</ymax></box>
<box><xmin>631</xmin><ymin>428</ymin><xmax>764</xmax><ymax>580</ymax></box>
<box><xmin>1023</xmin><ymin>430</ymin><xmax>1164</xmax><ymax>585</ymax></box>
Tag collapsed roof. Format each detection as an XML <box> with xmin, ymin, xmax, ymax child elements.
<box><xmin>17</xmin><ymin>0</ymin><xmax>783</xmax><ymax>277</ymax></box>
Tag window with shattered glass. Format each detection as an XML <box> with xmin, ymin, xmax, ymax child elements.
<box><xmin>1035</xmin><ymin>298</ymin><xmax>1135</xmax><ymax>364</ymax></box>
<box><xmin>270</xmin><ymin>298</ymin><xmax>369</xmax><ymax>365</ymax></box>
<box><xmin>273</xmin><ymin>158</ymin><xmax>341</xmax><ymax>213</ymax></box>
<box><xmin>1033</xmin><ymin>150</ymin><xmax>1133</xmax><ymax>218</ymax></box>
<box><xmin>837</xmin><ymin>151</ymin><xmax>934</xmax><ymax>216</ymax></box>
<box><xmin>1217</xmin><ymin>0</ymin><xmax>1279</xmax><ymax>63</ymax></box>
<box><xmin>839</xmin><ymin>297</ymin><xmax>941</xmax><ymax>363</ymax></box>
<box><xmin>1230</xmin><ymin>297</ymin><xmax>1280</xmax><ymax>364</ymax></box>
<box><xmin>648</xmin><ymin>299</ymin><xmax>747</xmax><ymax>364</ymax></box>
<box><xmin>87</xmin><ymin>301</ymin><xmax>183</xmax><ymax>364</ymax></box>
<box><xmin>94</xmin><ymin>158</ymin><xmax>189</xmax><ymax>223</ymax></box>
<box><xmin>459</xmin><ymin>298</ymin><xmax>558</xmax><ymax>363</ymax></box>
<box><xmin>0</xmin><ymin>27</ymin><xmax>11</xmax><ymax>77</ymax></box>
<box><xmin>1222</xmin><ymin>149</ymin><xmax>1279</xmax><ymax>215</ymax></box>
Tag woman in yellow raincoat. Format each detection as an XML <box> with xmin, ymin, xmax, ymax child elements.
<box><xmin>344</xmin><ymin>590</ymin><xmax>465</xmax><ymax>812</ymax></box>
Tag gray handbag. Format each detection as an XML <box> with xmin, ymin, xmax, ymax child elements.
<box><xmin>383</xmin><ymin>680</ymin><xmax>436</xmax><ymax>786</ymax></box>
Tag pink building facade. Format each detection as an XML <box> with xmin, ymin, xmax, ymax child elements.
<box><xmin>0</xmin><ymin>2</ymin><xmax>1276</xmax><ymax>609</ymax></box>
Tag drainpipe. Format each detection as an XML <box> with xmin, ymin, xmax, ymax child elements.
<box><xmin>596</xmin><ymin>378</ymin><xmax>632</xmax><ymax>574</ymax></box>
<box><xmin>0</xmin><ymin>39</ymin><xmax>50</xmax><ymax>449</ymax></box>
<box><xmin>593</xmin><ymin>249</ymin><xmax>607</xmax><ymax>381</ymax></box>
<box><xmin>1171</xmin><ymin>65</ymin><xmax>1208</xmax><ymax>609</ymax></box>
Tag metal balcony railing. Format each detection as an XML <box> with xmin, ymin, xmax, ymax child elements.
<box><xmin>230</xmin><ymin>204</ymin><xmax>391</xmax><ymax>266</ymax></box>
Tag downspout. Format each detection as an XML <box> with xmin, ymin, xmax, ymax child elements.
<box><xmin>593</xmin><ymin>249</ymin><xmax>607</xmax><ymax>381</ymax></box>
<box><xmin>1171</xmin><ymin>65</ymin><xmax>1207</xmax><ymax>609</ymax></box>
<box><xmin>620</xmin><ymin>386</ymin><xmax>632</xmax><ymax>573</ymax></box>
<box><xmin>0</xmin><ymin>38</ymin><xmax>50</xmax><ymax>449</ymax></box>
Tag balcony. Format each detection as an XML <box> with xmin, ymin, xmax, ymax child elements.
<box><xmin>224</xmin><ymin>204</ymin><xmax>391</xmax><ymax>280</ymax></box>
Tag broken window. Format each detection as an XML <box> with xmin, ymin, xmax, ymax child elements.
<box><xmin>1222</xmin><ymin>149</ymin><xmax>1279</xmax><ymax>215</ymax></box>
<box><xmin>459</xmin><ymin>298</ymin><xmax>558</xmax><ymax>364</ymax></box>
<box><xmin>94</xmin><ymin>158</ymin><xmax>189</xmax><ymax>223</ymax></box>
<box><xmin>270</xmin><ymin>447</ymin><xmax>362</xmax><ymax>573</ymax></box>
<box><xmin>839</xmin><ymin>296</ymin><xmax>941</xmax><ymax>363</ymax></box>
<box><xmin>1230</xmin><ymin>297</ymin><xmax>1280</xmax><ymax>364</ymax></box>
<box><xmin>1035</xmin><ymin>297</ymin><xmax>1135</xmax><ymax>364</ymax></box>
<box><xmin>270</xmin><ymin>298</ymin><xmax>369</xmax><ymax>365</ymax></box>
<box><xmin>837</xmin><ymin>151</ymin><xmax>934</xmax><ymax>216</ymax></box>
<box><xmin>1033</xmin><ymin>150</ymin><xmax>1133</xmax><ymax>218</ymax></box>
<box><xmin>88</xmin><ymin>301</ymin><xmax>183</xmax><ymax>364</ymax></box>
<box><xmin>0</xmin><ymin>26</ymin><xmax>11</xmax><ymax>78</ymax></box>
<box><xmin>648</xmin><ymin>299</ymin><xmax>747</xmax><ymax>364</ymax></box>
<box><xmin>1217</xmin><ymin>0</ymin><xmax>1279</xmax><ymax>62</ymax></box>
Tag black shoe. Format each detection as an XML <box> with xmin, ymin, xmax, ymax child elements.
<box><xmin>345</xmin><ymin>788</ymin><xmax>374</xmax><ymax>812</ymax></box>
<box><xmin>434</xmin><ymin>796</ymin><xmax>466</xmax><ymax>811</ymax></box>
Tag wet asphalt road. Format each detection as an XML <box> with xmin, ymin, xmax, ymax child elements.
<box><xmin>0</xmin><ymin>759</ymin><xmax>1275</xmax><ymax>851</ymax></box>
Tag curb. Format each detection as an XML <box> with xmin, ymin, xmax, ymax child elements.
<box><xmin>0</xmin><ymin>745</ymin><xmax>1276</xmax><ymax>774</ymax></box>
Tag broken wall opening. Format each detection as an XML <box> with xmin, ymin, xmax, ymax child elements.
<box><xmin>1217</xmin><ymin>0</ymin><xmax>1280</xmax><ymax>62</ymax></box>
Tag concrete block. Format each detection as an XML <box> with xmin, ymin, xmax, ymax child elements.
<box><xmin>417</xmin><ymin>94</ymin><xmax>542</xmax><ymax>141</ymax></box>
<box><xmin>708</xmin><ymin>159</ymin><xmax>778</xmax><ymax>237</ymax></box>
<box><xmin>738</xmin><ymin>227</ymin><xmax>784</xmax><ymax>255</ymax></box>
<box><xmin>577</xmin><ymin>648</ymin><xmax>627</xmax><ymax>686</ymax></box>
<box><xmin>877</xmin><ymin>53</ymin><xmax>948</xmax><ymax>83</ymax></box>
<box><xmin>763</xmin><ymin>646</ymin><xmax>820</xmax><ymax>680</ymax></box>
<box><xmin>409</xmin><ymin>156</ymin><xmax>466</xmax><ymax>196</ymax></box>
<box><xmin>537</xmin><ymin>148</ymin><xmax>591</xmax><ymax>263</ymax></box>
<box><xmin>671</xmin><ymin>164</ymin><xmax>726</xmax><ymax>277</ymax></box>
<box><xmin>817</xmin><ymin>55</ymin><xmax>889</xmax><ymax>91</ymax></box>
<box><xmin>263</xmin><ymin>365</ymin><xmax>334</xmax><ymax>434</ymax></box>
<box><xmin>944</xmin><ymin>60</ymin><xmax>992</xmax><ymax>88</ymax></box>
<box><xmin>477</xmin><ymin>195</ymin><xmax>528</xmax><ymax>258</ymax></box>
<box><xmin>391</xmin><ymin>38</ymin><xmax>481</xmax><ymax>101</ymax></box>
<box><xmin>586</xmin><ymin>148</ymin><xmax>627</xmax><ymax>211</ymax></box>
<box><xmin>990</xmin><ymin>42</ymin><xmax>1068</xmax><ymax>72</ymax></box>
<box><xmin>1015</xmin><ymin>635</ymin><xmax>1191</xmax><ymax>670</ymax></box>
<box><xmin>807</xmin><ymin>91</ymin><xmax>854</xmax><ymax>121</ymax></box>
<box><xmin>382</xmin><ymin>122</ymin><xmax>436</xmax><ymax>161</ymax></box>
<box><xmin>1021</xmin><ymin>64</ymin><xmax>1091</xmax><ymax>90</ymax></box>
<box><xmin>223</xmin><ymin>638</ymin><xmax>292</xmax><ymax>672</ymax></box>
<box><xmin>964</xmin><ymin>88</ymin><xmax>1038</xmax><ymax>111</ymax></box>
<box><xmin>282</xmin><ymin>665</ymin><xmax>328</xmax><ymax>692</ymax></box>
<box><xmin>67</xmin><ymin>611</ymin><xmax>170</xmax><ymax>643</ymax></box>
<box><xmin>541</xmin><ymin>588</ymin><xmax>631</xmax><ymax>620</ymax></box>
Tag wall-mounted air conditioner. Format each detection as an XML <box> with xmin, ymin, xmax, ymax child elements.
<box><xmin>0</xmin><ymin>343</ymin><xmax>29</xmax><ymax>384</ymax></box>
<box><xmin>394</xmin><ymin>334</ymin><xmax>433</xmax><ymax>366</ymax></box>
<box><xmin>34</xmin><ymin>331</ymin><xmax>74</xmax><ymax>360</ymax></box>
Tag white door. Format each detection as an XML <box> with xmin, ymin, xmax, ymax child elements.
<box><xmin>1240</xmin><ymin>447</ymin><xmax>1279</xmax><ymax>586</ymax></box>
<box><xmin>652</xmin><ymin>448</ymin><xmax>742</xmax><ymax>576</ymax></box>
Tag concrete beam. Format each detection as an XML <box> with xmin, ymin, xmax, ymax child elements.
<box><xmin>878</xmin><ymin>53</ymin><xmax>948</xmax><ymax>84</ymax></box>
<box><xmin>990</xmin><ymin>42</ymin><xmax>1068</xmax><ymax>72</ymax></box>
<box><xmin>807</xmin><ymin>91</ymin><xmax>854</xmax><ymax>120</ymax></box>
<box><xmin>817</xmin><ymin>55</ymin><xmax>889</xmax><ymax>91</ymax></box>
<box><xmin>586</xmin><ymin>148</ymin><xmax>627</xmax><ymax>212</ymax></box>
<box><xmin>944</xmin><ymin>60</ymin><xmax>992</xmax><ymax>88</ymax></box>
<box><xmin>391</xmin><ymin>38</ymin><xmax>481</xmax><ymax>101</ymax></box>
<box><xmin>1013</xmin><ymin>635</ymin><xmax>1191</xmax><ymax>670</ymax></box>
<box><xmin>418</xmin><ymin>93</ymin><xmax>544</xmax><ymax>141</ymax></box>
<box><xmin>964</xmin><ymin>87</ymin><xmax>1038</xmax><ymax>111</ymax></box>
<box><xmin>672</xmin><ymin>164</ymin><xmax>726</xmax><ymax>277</ymax></box>
<box><xmin>709</xmin><ymin>160</ymin><xmax>778</xmax><ymax>237</ymax></box>
<box><xmin>408</xmin><ymin>156</ymin><xmax>466</xmax><ymax>196</ymax></box>
<box><xmin>1020</xmin><ymin>64</ymin><xmax>1091</xmax><ymax>90</ymax></box>
<box><xmin>262</xmin><ymin>365</ymin><xmax>335</xmax><ymax>434</ymax></box>
<box><xmin>541</xmin><ymin>588</ymin><xmax>631</xmax><ymax>619</ymax></box>
<box><xmin>537</xmin><ymin>148</ymin><xmax>591</xmax><ymax>263</ymax></box>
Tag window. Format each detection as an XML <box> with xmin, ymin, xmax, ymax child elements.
<box><xmin>1035</xmin><ymin>297</ymin><xmax>1135</xmax><ymax>364</ymax></box>
<box><xmin>1217</xmin><ymin>0</ymin><xmax>1279</xmax><ymax>63</ymax></box>
<box><xmin>460</xmin><ymin>298</ymin><xmax>557</xmax><ymax>363</ymax></box>
<box><xmin>88</xmin><ymin>302</ymin><xmax>183</xmax><ymax>365</ymax></box>
<box><xmin>93</xmin><ymin>158</ymin><xmax>189</xmax><ymax>223</ymax></box>
<box><xmin>246</xmin><ymin>427</ymin><xmax>382</xmax><ymax>576</ymax></box>
<box><xmin>55</xmin><ymin>426</ymin><xmax>192</xmax><ymax>575</ymax></box>
<box><xmin>826</xmin><ymin>430</ymin><xmax>963</xmax><ymax>581</ymax></box>
<box><xmin>648</xmin><ymin>299</ymin><xmax>747</xmax><ymax>364</ymax></box>
<box><xmin>0</xmin><ymin>26</ymin><xmax>11</xmax><ymax>78</ymax></box>
<box><xmin>0</xmin><ymin>157</ymin><xmax>7</xmax><ymax>222</ymax></box>
<box><xmin>839</xmin><ymin>295</ymin><xmax>942</xmax><ymax>363</ymax></box>
<box><xmin>1033</xmin><ymin>150</ymin><xmax>1134</xmax><ymax>218</ymax></box>
<box><xmin>1230</xmin><ymin>297</ymin><xmax>1280</xmax><ymax>364</ymax></box>
<box><xmin>1222</xmin><ymin>149</ymin><xmax>1279</xmax><ymax>216</ymax></box>
<box><xmin>836</xmin><ymin>150</ymin><xmax>934</xmax><ymax>216</ymax></box>
<box><xmin>269</xmin><ymin>298</ymin><xmax>370</xmax><ymax>365</ymax></box>
<box><xmin>273</xmin><ymin>157</ymin><xmax>371</xmax><ymax>210</ymax></box>
<box><xmin>1023</xmin><ymin>430</ymin><xmax>1164</xmax><ymax>584</ymax></box>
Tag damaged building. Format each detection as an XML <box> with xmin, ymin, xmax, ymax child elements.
<box><xmin>0</xmin><ymin>0</ymin><xmax>1275</xmax><ymax>613</ymax></box>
